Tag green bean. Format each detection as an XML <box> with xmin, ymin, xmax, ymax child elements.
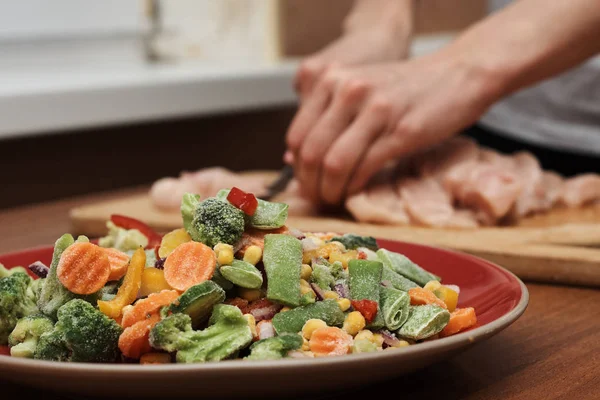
<box><xmin>216</xmin><ymin>189</ymin><xmax>288</xmax><ymax>229</ymax></box>
<box><xmin>397</xmin><ymin>305</ymin><xmax>450</xmax><ymax>340</ymax></box>
<box><xmin>220</xmin><ymin>260</ymin><xmax>263</xmax><ymax>289</ymax></box>
<box><xmin>348</xmin><ymin>260</ymin><xmax>385</xmax><ymax>329</ymax></box>
<box><xmin>381</xmin><ymin>265</ymin><xmax>420</xmax><ymax>292</ymax></box>
<box><xmin>263</xmin><ymin>234</ymin><xmax>302</xmax><ymax>307</ymax></box>
<box><xmin>377</xmin><ymin>249</ymin><xmax>440</xmax><ymax>286</ymax></box>
<box><xmin>272</xmin><ymin>299</ymin><xmax>345</xmax><ymax>334</ymax></box>
<box><xmin>380</xmin><ymin>287</ymin><xmax>410</xmax><ymax>331</ymax></box>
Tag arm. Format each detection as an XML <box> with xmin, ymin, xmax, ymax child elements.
<box><xmin>343</xmin><ymin>0</ymin><xmax>414</xmax><ymax>41</ymax></box>
<box><xmin>448</xmin><ymin>0</ymin><xmax>600</xmax><ymax>100</ymax></box>
<box><xmin>287</xmin><ymin>0</ymin><xmax>600</xmax><ymax>205</ymax></box>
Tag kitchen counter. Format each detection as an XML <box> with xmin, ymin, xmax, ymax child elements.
<box><xmin>0</xmin><ymin>34</ymin><xmax>454</xmax><ymax>139</ymax></box>
<box><xmin>1</xmin><ymin>188</ymin><xmax>599</xmax><ymax>399</ymax></box>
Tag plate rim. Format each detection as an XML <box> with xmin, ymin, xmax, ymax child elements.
<box><xmin>0</xmin><ymin>239</ymin><xmax>529</xmax><ymax>374</ymax></box>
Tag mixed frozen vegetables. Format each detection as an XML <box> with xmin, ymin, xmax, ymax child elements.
<box><xmin>1</xmin><ymin>187</ymin><xmax>477</xmax><ymax>364</ymax></box>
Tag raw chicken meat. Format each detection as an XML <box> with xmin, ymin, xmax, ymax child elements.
<box><xmin>413</xmin><ymin>136</ymin><xmax>480</xmax><ymax>179</ymax></box>
<box><xmin>346</xmin><ymin>182</ymin><xmax>410</xmax><ymax>225</ymax></box>
<box><xmin>150</xmin><ymin>167</ymin><xmax>271</xmax><ymax>211</ymax></box>
<box><xmin>399</xmin><ymin>178</ymin><xmax>477</xmax><ymax>228</ymax></box>
<box><xmin>149</xmin><ymin>136</ymin><xmax>600</xmax><ymax>228</ymax></box>
<box><xmin>560</xmin><ymin>174</ymin><xmax>600</xmax><ymax>207</ymax></box>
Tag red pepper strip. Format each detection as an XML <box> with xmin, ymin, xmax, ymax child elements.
<box><xmin>351</xmin><ymin>299</ymin><xmax>379</xmax><ymax>323</ymax></box>
<box><xmin>226</xmin><ymin>187</ymin><xmax>259</xmax><ymax>216</ymax></box>
<box><xmin>110</xmin><ymin>214</ymin><xmax>162</xmax><ymax>249</ymax></box>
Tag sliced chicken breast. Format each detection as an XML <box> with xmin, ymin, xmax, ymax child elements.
<box><xmin>560</xmin><ymin>174</ymin><xmax>600</xmax><ymax>207</ymax></box>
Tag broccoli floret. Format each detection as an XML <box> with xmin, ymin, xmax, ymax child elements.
<box><xmin>329</xmin><ymin>234</ymin><xmax>379</xmax><ymax>251</ymax></box>
<box><xmin>98</xmin><ymin>277</ymin><xmax>124</xmax><ymax>302</ymax></box>
<box><xmin>149</xmin><ymin>304</ymin><xmax>252</xmax><ymax>363</ymax></box>
<box><xmin>35</xmin><ymin>299</ymin><xmax>122</xmax><ymax>363</ymax></box>
<box><xmin>245</xmin><ymin>333</ymin><xmax>303</xmax><ymax>361</ymax></box>
<box><xmin>27</xmin><ymin>278</ymin><xmax>45</xmax><ymax>304</ymax></box>
<box><xmin>311</xmin><ymin>264</ymin><xmax>335</xmax><ymax>291</ymax></box>
<box><xmin>37</xmin><ymin>234</ymin><xmax>99</xmax><ymax>320</ymax></box>
<box><xmin>181</xmin><ymin>193</ymin><xmax>201</xmax><ymax>233</ymax></box>
<box><xmin>310</xmin><ymin>259</ymin><xmax>347</xmax><ymax>291</ymax></box>
<box><xmin>98</xmin><ymin>221</ymin><xmax>148</xmax><ymax>252</ymax></box>
<box><xmin>188</xmin><ymin>198</ymin><xmax>245</xmax><ymax>247</ymax></box>
<box><xmin>0</xmin><ymin>273</ymin><xmax>39</xmax><ymax>344</ymax></box>
<box><xmin>8</xmin><ymin>314</ymin><xmax>54</xmax><ymax>358</ymax></box>
<box><xmin>0</xmin><ymin>264</ymin><xmax>29</xmax><ymax>279</ymax></box>
<box><xmin>330</xmin><ymin>261</ymin><xmax>347</xmax><ymax>281</ymax></box>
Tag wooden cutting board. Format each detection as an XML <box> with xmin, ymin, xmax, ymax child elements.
<box><xmin>70</xmin><ymin>171</ymin><xmax>600</xmax><ymax>287</ymax></box>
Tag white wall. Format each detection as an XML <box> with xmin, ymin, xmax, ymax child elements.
<box><xmin>0</xmin><ymin>0</ymin><xmax>143</xmax><ymax>41</ymax></box>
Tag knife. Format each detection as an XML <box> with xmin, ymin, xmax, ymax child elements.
<box><xmin>261</xmin><ymin>165</ymin><xmax>294</xmax><ymax>201</ymax></box>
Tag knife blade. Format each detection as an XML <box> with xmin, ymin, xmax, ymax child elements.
<box><xmin>261</xmin><ymin>165</ymin><xmax>294</xmax><ymax>201</ymax></box>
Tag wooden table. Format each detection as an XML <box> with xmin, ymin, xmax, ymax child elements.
<box><xmin>1</xmin><ymin>189</ymin><xmax>599</xmax><ymax>400</ymax></box>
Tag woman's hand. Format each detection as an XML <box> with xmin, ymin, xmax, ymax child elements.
<box><xmin>286</xmin><ymin>51</ymin><xmax>500</xmax><ymax>205</ymax></box>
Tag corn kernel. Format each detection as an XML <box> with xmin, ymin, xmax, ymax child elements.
<box><xmin>329</xmin><ymin>241</ymin><xmax>346</xmax><ymax>251</ymax></box>
<box><xmin>342</xmin><ymin>311</ymin><xmax>366</xmax><ymax>336</ymax></box>
<box><xmin>372</xmin><ymin>333</ymin><xmax>385</xmax><ymax>347</ymax></box>
<box><xmin>323</xmin><ymin>290</ymin><xmax>339</xmax><ymax>300</ymax></box>
<box><xmin>245</xmin><ymin>314</ymin><xmax>258</xmax><ymax>339</ymax></box>
<box><xmin>328</xmin><ymin>250</ymin><xmax>358</xmax><ymax>269</ymax></box>
<box><xmin>243</xmin><ymin>245</ymin><xmax>263</xmax><ymax>265</ymax></box>
<box><xmin>424</xmin><ymin>280</ymin><xmax>442</xmax><ymax>292</ymax></box>
<box><xmin>316</xmin><ymin>243</ymin><xmax>342</xmax><ymax>259</ymax></box>
<box><xmin>214</xmin><ymin>243</ymin><xmax>233</xmax><ymax>253</ymax></box>
<box><xmin>354</xmin><ymin>330</ymin><xmax>374</xmax><ymax>342</ymax></box>
<box><xmin>301</xmin><ymin>319</ymin><xmax>327</xmax><ymax>340</ymax></box>
<box><xmin>300</xmin><ymin>264</ymin><xmax>313</xmax><ymax>280</ymax></box>
<box><xmin>280</xmin><ymin>307</ymin><xmax>291</xmax><ymax>312</ymax></box>
<box><xmin>302</xmin><ymin>351</ymin><xmax>315</xmax><ymax>358</ymax></box>
<box><xmin>217</xmin><ymin>249</ymin><xmax>234</xmax><ymax>266</ymax></box>
<box><xmin>238</xmin><ymin>288</ymin><xmax>262</xmax><ymax>302</ymax></box>
<box><xmin>387</xmin><ymin>340</ymin><xmax>410</xmax><ymax>349</ymax></box>
<box><xmin>300</xmin><ymin>285</ymin><xmax>315</xmax><ymax>296</ymax></box>
<box><xmin>336</xmin><ymin>298</ymin><xmax>351</xmax><ymax>312</ymax></box>
<box><xmin>301</xmin><ymin>336</ymin><xmax>310</xmax><ymax>351</ymax></box>
<box><xmin>302</xmin><ymin>250</ymin><xmax>317</xmax><ymax>264</ymax></box>
<box><xmin>300</xmin><ymin>279</ymin><xmax>311</xmax><ymax>288</ymax></box>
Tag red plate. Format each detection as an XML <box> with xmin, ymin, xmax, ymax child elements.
<box><xmin>0</xmin><ymin>239</ymin><xmax>528</xmax><ymax>399</ymax></box>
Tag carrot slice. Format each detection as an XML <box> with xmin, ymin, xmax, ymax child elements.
<box><xmin>309</xmin><ymin>327</ymin><xmax>353</xmax><ymax>357</ymax></box>
<box><xmin>163</xmin><ymin>242</ymin><xmax>217</xmax><ymax>292</ymax></box>
<box><xmin>57</xmin><ymin>242</ymin><xmax>110</xmax><ymax>294</ymax></box>
<box><xmin>408</xmin><ymin>287</ymin><xmax>448</xmax><ymax>309</ymax></box>
<box><xmin>103</xmin><ymin>247</ymin><xmax>130</xmax><ymax>281</ymax></box>
<box><xmin>121</xmin><ymin>290</ymin><xmax>180</xmax><ymax>328</ymax></box>
<box><xmin>439</xmin><ymin>307</ymin><xmax>477</xmax><ymax>337</ymax></box>
<box><xmin>118</xmin><ymin>313</ymin><xmax>161</xmax><ymax>359</ymax></box>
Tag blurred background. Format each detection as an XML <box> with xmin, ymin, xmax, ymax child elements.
<box><xmin>0</xmin><ymin>0</ymin><xmax>486</xmax><ymax>210</ymax></box>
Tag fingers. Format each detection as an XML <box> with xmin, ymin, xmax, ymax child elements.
<box><xmin>283</xmin><ymin>151</ymin><xmax>294</xmax><ymax>165</ymax></box>
<box><xmin>285</xmin><ymin>76</ymin><xmax>333</xmax><ymax>158</ymax></box>
<box><xmin>296</xmin><ymin>81</ymin><xmax>368</xmax><ymax>202</ymax></box>
<box><xmin>319</xmin><ymin>99</ymin><xmax>390</xmax><ymax>205</ymax></box>
<box><xmin>294</xmin><ymin>59</ymin><xmax>326</xmax><ymax>98</ymax></box>
<box><xmin>346</xmin><ymin>119</ymin><xmax>422</xmax><ymax>196</ymax></box>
